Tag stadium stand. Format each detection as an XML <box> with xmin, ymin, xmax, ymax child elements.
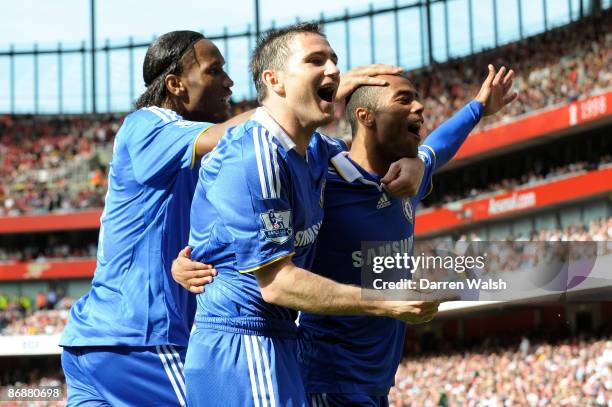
<box><xmin>323</xmin><ymin>9</ymin><xmax>612</xmax><ymax>139</ymax></box>
<box><xmin>390</xmin><ymin>335</ymin><xmax>612</xmax><ymax>406</ymax></box>
<box><xmin>0</xmin><ymin>6</ymin><xmax>610</xmax><ymax>406</ymax></box>
<box><xmin>0</xmin><ymin>115</ymin><xmax>118</xmax><ymax>217</ymax></box>
<box><xmin>0</xmin><ymin>215</ymin><xmax>609</xmax><ymax>338</ymax></box>
<box><xmin>0</xmin><ymin>11</ymin><xmax>609</xmax><ymax>218</ymax></box>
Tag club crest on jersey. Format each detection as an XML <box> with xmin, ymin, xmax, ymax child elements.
<box><xmin>402</xmin><ymin>198</ymin><xmax>414</xmax><ymax>224</ymax></box>
<box><xmin>376</xmin><ymin>193</ymin><xmax>391</xmax><ymax>210</ymax></box>
<box><xmin>260</xmin><ymin>210</ymin><xmax>293</xmax><ymax>244</ymax></box>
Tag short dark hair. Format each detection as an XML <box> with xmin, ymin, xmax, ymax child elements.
<box><xmin>250</xmin><ymin>22</ymin><xmax>325</xmax><ymax>103</ymax></box>
<box><xmin>345</xmin><ymin>86</ymin><xmax>384</xmax><ymax>137</ymax></box>
<box><xmin>135</xmin><ymin>30</ymin><xmax>204</xmax><ymax>109</ymax></box>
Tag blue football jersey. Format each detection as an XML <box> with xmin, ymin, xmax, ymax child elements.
<box><xmin>189</xmin><ymin>108</ymin><xmax>344</xmax><ymax>334</ymax></box>
<box><xmin>298</xmin><ymin>149</ymin><xmax>434</xmax><ymax>396</ymax></box>
<box><xmin>61</xmin><ymin>107</ymin><xmax>213</xmax><ymax>348</ymax></box>
<box><xmin>298</xmin><ymin>101</ymin><xmax>483</xmax><ymax>396</ymax></box>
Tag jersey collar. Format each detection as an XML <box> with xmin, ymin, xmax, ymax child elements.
<box><xmin>331</xmin><ymin>152</ymin><xmax>384</xmax><ymax>191</ymax></box>
<box><xmin>251</xmin><ymin>107</ymin><xmax>296</xmax><ymax>151</ymax></box>
<box><xmin>330</xmin><ymin>152</ymin><xmax>366</xmax><ymax>183</ymax></box>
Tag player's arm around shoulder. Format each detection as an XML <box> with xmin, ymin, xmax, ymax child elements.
<box><xmin>381</xmin><ymin>157</ymin><xmax>425</xmax><ymax>198</ymax></box>
<box><xmin>193</xmin><ymin>108</ymin><xmax>256</xmax><ymax>159</ymax></box>
<box><xmin>321</xmin><ymin>133</ymin><xmax>425</xmax><ymax>198</ymax></box>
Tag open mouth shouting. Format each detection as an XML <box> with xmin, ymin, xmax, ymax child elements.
<box><xmin>407</xmin><ymin>118</ymin><xmax>423</xmax><ymax>141</ymax></box>
<box><xmin>221</xmin><ymin>92</ymin><xmax>232</xmax><ymax>109</ymax></box>
<box><xmin>316</xmin><ymin>83</ymin><xmax>337</xmax><ymax>104</ymax></box>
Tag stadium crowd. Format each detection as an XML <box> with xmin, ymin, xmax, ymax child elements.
<box><xmin>0</xmin><ymin>368</ymin><xmax>65</xmax><ymax>406</ymax></box>
<box><xmin>0</xmin><ymin>114</ymin><xmax>117</xmax><ymax>217</ymax></box>
<box><xmin>0</xmin><ymin>216</ymin><xmax>609</xmax><ymax>336</ymax></box>
<box><xmin>0</xmin><ymin>290</ymin><xmax>72</xmax><ymax>336</ymax></box>
<box><xmin>0</xmin><ymin>239</ymin><xmax>97</xmax><ymax>264</ymax></box>
<box><xmin>1</xmin><ymin>331</ymin><xmax>610</xmax><ymax>407</ymax></box>
<box><xmin>0</xmin><ymin>12</ymin><xmax>610</xmax><ymax>218</ymax></box>
<box><xmin>324</xmin><ymin>9</ymin><xmax>612</xmax><ymax>139</ymax></box>
<box><xmin>390</xmin><ymin>335</ymin><xmax>612</xmax><ymax>406</ymax></box>
<box><xmin>422</xmin><ymin>155</ymin><xmax>612</xmax><ymax>208</ymax></box>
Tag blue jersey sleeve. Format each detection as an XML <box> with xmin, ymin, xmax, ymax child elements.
<box><xmin>422</xmin><ymin>100</ymin><xmax>484</xmax><ymax>172</ymax></box>
<box><xmin>320</xmin><ymin>134</ymin><xmax>348</xmax><ymax>155</ymax></box>
<box><xmin>125</xmin><ymin>107</ymin><xmax>212</xmax><ymax>186</ymax></box>
<box><xmin>416</xmin><ymin>145</ymin><xmax>436</xmax><ymax>201</ymax></box>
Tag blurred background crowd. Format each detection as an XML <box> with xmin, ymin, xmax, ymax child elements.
<box><xmin>0</xmin><ymin>10</ymin><xmax>609</xmax><ymax>219</ymax></box>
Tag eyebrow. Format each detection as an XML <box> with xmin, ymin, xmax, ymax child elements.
<box><xmin>204</xmin><ymin>57</ymin><xmax>225</xmax><ymax>69</ymax></box>
<box><xmin>304</xmin><ymin>50</ymin><xmax>339</xmax><ymax>64</ymax></box>
<box><xmin>393</xmin><ymin>89</ymin><xmax>418</xmax><ymax>99</ymax></box>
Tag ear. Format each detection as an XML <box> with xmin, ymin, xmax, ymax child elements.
<box><xmin>262</xmin><ymin>69</ymin><xmax>285</xmax><ymax>97</ymax></box>
<box><xmin>355</xmin><ymin>107</ymin><xmax>375</xmax><ymax>129</ymax></box>
<box><xmin>165</xmin><ymin>74</ymin><xmax>185</xmax><ymax>97</ymax></box>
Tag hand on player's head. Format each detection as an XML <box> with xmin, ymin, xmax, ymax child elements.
<box><xmin>475</xmin><ymin>64</ymin><xmax>519</xmax><ymax>116</ymax></box>
<box><xmin>337</xmin><ymin>64</ymin><xmax>404</xmax><ymax>102</ymax></box>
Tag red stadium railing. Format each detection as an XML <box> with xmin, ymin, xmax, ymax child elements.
<box><xmin>0</xmin><ymin>259</ymin><xmax>95</xmax><ymax>281</ymax></box>
<box><xmin>0</xmin><ymin>211</ymin><xmax>101</xmax><ymax>234</ymax></box>
<box><xmin>415</xmin><ymin>166</ymin><xmax>612</xmax><ymax>236</ymax></box>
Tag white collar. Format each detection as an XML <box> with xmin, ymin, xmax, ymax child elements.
<box><xmin>330</xmin><ymin>151</ymin><xmax>384</xmax><ymax>191</ymax></box>
<box><xmin>251</xmin><ymin>107</ymin><xmax>296</xmax><ymax>151</ymax></box>
<box><xmin>330</xmin><ymin>151</ymin><xmax>363</xmax><ymax>183</ymax></box>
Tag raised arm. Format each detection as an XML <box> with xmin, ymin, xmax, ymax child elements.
<box><xmin>424</xmin><ymin>64</ymin><xmax>517</xmax><ymax>172</ymax></box>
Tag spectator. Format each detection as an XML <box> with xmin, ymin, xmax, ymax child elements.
<box><xmin>35</xmin><ymin>291</ymin><xmax>46</xmax><ymax>310</ymax></box>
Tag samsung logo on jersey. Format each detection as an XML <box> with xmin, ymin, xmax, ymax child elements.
<box><xmin>351</xmin><ymin>237</ymin><xmax>413</xmax><ymax>268</ymax></box>
<box><xmin>295</xmin><ymin>221</ymin><xmax>322</xmax><ymax>247</ymax></box>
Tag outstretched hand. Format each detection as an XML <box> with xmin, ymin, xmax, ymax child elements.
<box><xmin>475</xmin><ymin>64</ymin><xmax>518</xmax><ymax>116</ymax></box>
<box><xmin>336</xmin><ymin>64</ymin><xmax>403</xmax><ymax>102</ymax></box>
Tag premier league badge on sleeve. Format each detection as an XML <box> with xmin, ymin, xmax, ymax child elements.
<box><xmin>260</xmin><ymin>210</ymin><xmax>293</xmax><ymax>244</ymax></box>
<box><xmin>402</xmin><ymin>198</ymin><xmax>414</xmax><ymax>224</ymax></box>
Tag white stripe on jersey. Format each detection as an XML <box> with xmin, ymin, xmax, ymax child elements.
<box><xmin>255</xmin><ymin>336</ymin><xmax>277</xmax><ymax>407</ymax></box>
<box><xmin>164</xmin><ymin>108</ymin><xmax>180</xmax><ymax>121</ymax></box>
<box><xmin>145</xmin><ymin>107</ymin><xmax>171</xmax><ymax>123</ymax></box>
<box><xmin>253</xmin><ymin>127</ymin><xmax>270</xmax><ymax>199</ymax></box>
<box><xmin>266</xmin><ymin>133</ymin><xmax>282</xmax><ymax>200</ymax></box>
<box><xmin>420</xmin><ymin>145</ymin><xmax>437</xmax><ymax>166</ymax></box>
<box><xmin>156</xmin><ymin>345</ymin><xmax>186</xmax><ymax>406</ymax></box>
<box><xmin>253</xmin><ymin>127</ymin><xmax>282</xmax><ymax>200</ymax></box>
<box><xmin>260</xmin><ymin>130</ymin><xmax>277</xmax><ymax>199</ymax></box>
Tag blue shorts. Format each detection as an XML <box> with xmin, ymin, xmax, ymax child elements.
<box><xmin>308</xmin><ymin>393</ymin><xmax>388</xmax><ymax>407</ymax></box>
<box><xmin>185</xmin><ymin>326</ymin><xmax>306</xmax><ymax>406</ymax></box>
<box><xmin>62</xmin><ymin>345</ymin><xmax>187</xmax><ymax>406</ymax></box>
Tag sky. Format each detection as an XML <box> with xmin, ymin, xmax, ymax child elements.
<box><xmin>0</xmin><ymin>0</ymin><xmax>606</xmax><ymax>113</ymax></box>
